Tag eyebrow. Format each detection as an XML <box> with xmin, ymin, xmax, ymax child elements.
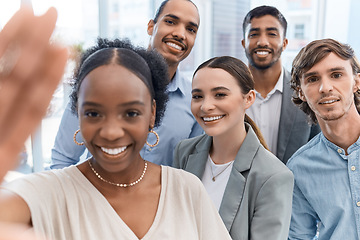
<box><xmin>164</xmin><ymin>14</ymin><xmax>199</xmax><ymax>29</ymax></box>
<box><xmin>82</xmin><ymin>101</ymin><xmax>145</xmax><ymax>108</ymax></box>
<box><xmin>303</xmin><ymin>67</ymin><xmax>346</xmax><ymax>78</ymax></box>
<box><xmin>191</xmin><ymin>86</ymin><xmax>231</xmax><ymax>93</ymax></box>
<box><xmin>249</xmin><ymin>27</ymin><xmax>279</xmax><ymax>32</ymax></box>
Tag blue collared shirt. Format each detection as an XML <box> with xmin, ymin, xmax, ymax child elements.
<box><xmin>287</xmin><ymin>133</ymin><xmax>360</xmax><ymax>239</ymax></box>
<box><xmin>51</xmin><ymin>70</ymin><xmax>203</xmax><ymax>168</ymax></box>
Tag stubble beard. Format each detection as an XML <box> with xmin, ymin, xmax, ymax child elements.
<box><xmin>246</xmin><ymin>47</ymin><xmax>283</xmax><ymax>70</ymax></box>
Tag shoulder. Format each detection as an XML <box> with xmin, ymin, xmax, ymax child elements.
<box><xmin>253</xmin><ymin>145</ymin><xmax>293</xmax><ymax>178</ymax></box>
<box><xmin>175</xmin><ymin>134</ymin><xmax>208</xmax><ymax>153</ymax></box>
<box><xmin>174</xmin><ymin>70</ymin><xmax>192</xmax><ymax>95</ymax></box>
<box><xmin>282</xmin><ymin>69</ymin><xmax>291</xmax><ymax>82</ymax></box>
<box><xmin>162</xmin><ymin>166</ymin><xmax>204</xmax><ymax>194</ymax></box>
<box><xmin>287</xmin><ymin>133</ymin><xmax>322</xmax><ymax>169</ymax></box>
<box><xmin>4</xmin><ymin>166</ymin><xmax>78</xmax><ymax>195</ymax></box>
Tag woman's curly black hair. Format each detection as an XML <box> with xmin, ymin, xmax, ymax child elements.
<box><xmin>70</xmin><ymin>38</ymin><xmax>169</xmax><ymax>127</ymax></box>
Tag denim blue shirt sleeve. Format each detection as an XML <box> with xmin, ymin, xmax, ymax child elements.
<box><xmin>287</xmin><ymin>133</ymin><xmax>360</xmax><ymax>240</ymax></box>
<box><xmin>140</xmin><ymin>70</ymin><xmax>203</xmax><ymax>166</ymax></box>
<box><xmin>51</xmin><ymin>69</ymin><xmax>203</xmax><ymax>169</ymax></box>
<box><xmin>50</xmin><ymin>103</ymin><xmax>87</xmax><ymax>169</ymax></box>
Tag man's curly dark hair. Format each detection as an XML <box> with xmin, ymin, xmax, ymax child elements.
<box><xmin>70</xmin><ymin>38</ymin><xmax>169</xmax><ymax>127</ymax></box>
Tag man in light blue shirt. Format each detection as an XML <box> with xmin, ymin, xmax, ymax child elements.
<box><xmin>51</xmin><ymin>0</ymin><xmax>203</xmax><ymax>168</ymax></box>
<box><xmin>287</xmin><ymin>38</ymin><xmax>360</xmax><ymax>239</ymax></box>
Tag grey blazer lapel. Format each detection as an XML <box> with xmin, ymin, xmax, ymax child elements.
<box><xmin>184</xmin><ymin>135</ymin><xmax>212</xmax><ymax>179</ymax></box>
<box><xmin>219</xmin><ymin>124</ymin><xmax>260</xmax><ymax>231</ymax></box>
<box><xmin>277</xmin><ymin>70</ymin><xmax>296</xmax><ymax>160</ymax></box>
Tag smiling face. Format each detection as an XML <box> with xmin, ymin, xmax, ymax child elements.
<box><xmin>299</xmin><ymin>52</ymin><xmax>360</xmax><ymax>123</ymax></box>
<box><xmin>147</xmin><ymin>0</ymin><xmax>199</xmax><ymax>67</ymax></box>
<box><xmin>242</xmin><ymin>15</ymin><xmax>288</xmax><ymax>70</ymax></box>
<box><xmin>77</xmin><ymin>64</ymin><xmax>155</xmax><ymax>172</ymax></box>
<box><xmin>191</xmin><ymin>67</ymin><xmax>255</xmax><ymax>138</ymax></box>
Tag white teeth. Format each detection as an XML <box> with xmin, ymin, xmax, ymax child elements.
<box><xmin>256</xmin><ymin>51</ymin><xmax>269</xmax><ymax>55</ymax></box>
<box><xmin>101</xmin><ymin>146</ymin><xmax>127</xmax><ymax>155</ymax></box>
<box><xmin>166</xmin><ymin>42</ymin><xmax>182</xmax><ymax>50</ymax></box>
<box><xmin>320</xmin><ymin>100</ymin><xmax>337</xmax><ymax>104</ymax></box>
<box><xmin>203</xmin><ymin>116</ymin><xmax>223</xmax><ymax>122</ymax></box>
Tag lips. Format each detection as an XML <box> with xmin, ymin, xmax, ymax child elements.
<box><xmin>101</xmin><ymin>146</ymin><xmax>127</xmax><ymax>155</ymax></box>
<box><xmin>202</xmin><ymin>115</ymin><xmax>224</xmax><ymax>122</ymax></box>
<box><xmin>166</xmin><ymin>42</ymin><xmax>183</xmax><ymax>51</ymax></box>
<box><xmin>253</xmin><ymin>48</ymin><xmax>272</xmax><ymax>57</ymax></box>
<box><xmin>319</xmin><ymin>99</ymin><xmax>340</xmax><ymax>105</ymax></box>
<box><xmin>164</xmin><ymin>38</ymin><xmax>186</xmax><ymax>51</ymax></box>
<box><xmin>255</xmin><ymin>51</ymin><xmax>269</xmax><ymax>56</ymax></box>
<box><xmin>318</xmin><ymin>95</ymin><xmax>340</xmax><ymax>105</ymax></box>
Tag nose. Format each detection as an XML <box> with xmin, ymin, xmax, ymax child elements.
<box><xmin>99</xmin><ymin>118</ymin><xmax>125</xmax><ymax>141</ymax></box>
<box><xmin>200</xmin><ymin>97</ymin><xmax>215</xmax><ymax>112</ymax></box>
<box><xmin>319</xmin><ymin>78</ymin><xmax>334</xmax><ymax>93</ymax></box>
<box><xmin>257</xmin><ymin>34</ymin><xmax>269</xmax><ymax>47</ymax></box>
<box><xmin>172</xmin><ymin>25</ymin><xmax>186</xmax><ymax>40</ymax></box>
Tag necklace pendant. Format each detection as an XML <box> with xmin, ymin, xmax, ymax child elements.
<box><xmin>212</xmin><ymin>177</ymin><xmax>216</xmax><ymax>181</ymax></box>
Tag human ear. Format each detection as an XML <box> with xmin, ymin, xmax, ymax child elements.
<box><xmin>298</xmin><ymin>88</ymin><xmax>307</xmax><ymax>102</ymax></box>
<box><xmin>244</xmin><ymin>90</ymin><xmax>255</xmax><ymax>109</ymax></box>
<box><xmin>147</xmin><ymin>20</ymin><xmax>155</xmax><ymax>36</ymax></box>
<box><xmin>353</xmin><ymin>73</ymin><xmax>360</xmax><ymax>93</ymax></box>
<box><xmin>282</xmin><ymin>38</ymin><xmax>288</xmax><ymax>50</ymax></box>
<box><xmin>241</xmin><ymin>39</ymin><xmax>245</xmax><ymax>49</ymax></box>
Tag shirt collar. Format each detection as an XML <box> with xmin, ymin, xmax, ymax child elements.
<box><xmin>167</xmin><ymin>69</ymin><xmax>186</xmax><ymax>95</ymax></box>
<box><xmin>321</xmin><ymin>132</ymin><xmax>360</xmax><ymax>156</ymax></box>
<box><xmin>254</xmin><ymin>68</ymin><xmax>284</xmax><ymax>99</ymax></box>
<box><xmin>274</xmin><ymin>68</ymin><xmax>284</xmax><ymax>93</ymax></box>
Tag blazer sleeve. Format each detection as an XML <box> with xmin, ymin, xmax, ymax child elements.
<box><xmin>251</xmin><ymin>169</ymin><xmax>294</xmax><ymax>240</ymax></box>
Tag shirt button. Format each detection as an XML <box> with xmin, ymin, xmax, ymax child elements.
<box><xmin>337</xmin><ymin>149</ymin><xmax>342</xmax><ymax>154</ymax></box>
<box><xmin>351</xmin><ymin>166</ymin><xmax>356</xmax><ymax>171</ymax></box>
<box><xmin>357</xmin><ymin>202</ymin><xmax>360</xmax><ymax>207</ymax></box>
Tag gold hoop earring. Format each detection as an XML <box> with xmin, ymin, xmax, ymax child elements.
<box><xmin>73</xmin><ymin>129</ymin><xmax>84</xmax><ymax>146</ymax></box>
<box><xmin>146</xmin><ymin>129</ymin><xmax>159</xmax><ymax>147</ymax></box>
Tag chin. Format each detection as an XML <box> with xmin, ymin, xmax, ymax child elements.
<box><xmin>318</xmin><ymin>111</ymin><xmax>345</xmax><ymax>122</ymax></box>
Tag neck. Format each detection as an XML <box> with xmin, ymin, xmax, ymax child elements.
<box><xmin>167</xmin><ymin>63</ymin><xmax>178</xmax><ymax>82</ymax></box>
<box><xmin>210</xmin><ymin>122</ymin><xmax>247</xmax><ymax>164</ymax></box>
<box><xmin>89</xmin><ymin>155</ymin><xmax>145</xmax><ymax>185</ymax></box>
<box><xmin>318</xmin><ymin>106</ymin><xmax>360</xmax><ymax>154</ymax></box>
<box><xmin>249</xmin><ymin>61</ymin><xmax>283</xmax><ymax>98</ymax></box>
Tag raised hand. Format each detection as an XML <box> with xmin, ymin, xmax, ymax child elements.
<box><xmin>0</xmin><ymin>6</ymin><xmax>68</xmax><ymax>182</ymax></box>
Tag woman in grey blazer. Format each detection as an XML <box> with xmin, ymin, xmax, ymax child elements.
<box><xmin>173</xmin><ymin>56</ymin><xmax>294</xmax><ymax>240</ymax></box>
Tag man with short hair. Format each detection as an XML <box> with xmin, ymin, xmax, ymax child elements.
<box><xmin>242</xmin><ymin>5</ymin><xmax>320</xmax><ymax>163</ymax></box>
<box><xmin>51</xmin><ymin>0</ymin><xmax>203</xmax><ymax>168</ymax></box>
<box><xmin>287</xmin><ymin>38</ymin><xmax>360</xmax><ymax>239</ymax></box>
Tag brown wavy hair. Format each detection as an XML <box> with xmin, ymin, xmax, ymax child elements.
<box><xmin>291</xmin><ymin>38</ymin><xmax>360</xmax><ymax>124</ymax></box>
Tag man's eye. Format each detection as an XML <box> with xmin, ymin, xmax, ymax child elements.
<box><xmin>187</xmin><ymin>27</ymin><xmax>197</xmax><ymax>34</ymax></box>
<box><xmin>165</xmin><ymin>19</ymin><xmax>174</xmax><ymax>25</ymax></box>
<box><xmin>332</xmin><ymin>73</ymin><xmax>342</xmax><ymax>79</ymax></box>
<box><xmin>307</xmin><ymin>77</ymin><xmax>319</xmax><ymax>83</ymax></box>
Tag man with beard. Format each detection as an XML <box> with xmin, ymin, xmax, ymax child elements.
<box><xmin>51</xmin><ymin>0</ymin><xmax>203</xmax><ymax>168</ymax></box>
<box><xmin>241</xmin><ymin>5</ymin><xmax>320</xmax><ymax>164</ymax></box>
<box><xmin>287</xmin><ymin>38</ymin><xmax>360</xmax><ymax>239</ymax></box>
